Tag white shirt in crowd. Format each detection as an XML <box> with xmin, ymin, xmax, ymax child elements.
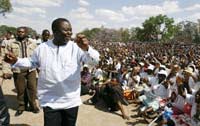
<box><xmin>115</xmin><ymin>62</ymin><xmax>121</xmax><ymax>71</ymax></box>
<box><xmin>13</xmin><ymin>40</ymin><xmax>100</xmax><ymax>109</ymax></box>
<box><xmin>172</xmin><ymin>95</ymin><xmax>185</xmax><ymax>111</ymax></box>
<box><xmin>148</xmin><ymin>75</ymin><xmax>158</xmax><ymax>88</ymax></box>
<box><xmin>154</xmin><ymin>84</ymin><xmax>169</xmax><ymax>99</ymax></box>
<box><xmin>94</xmin><ymin>68</ymin><xmax>103</xmax><ymax>80</ymax></box>
<box><xmin>168</xmin><ymin>76</ymin><xmax>178</xmax><ymax>97</ymax></box>
<box><xmin>188</xmin><ymin>76</ymin><xmax>196</xmax><ymax>94</ymax></box>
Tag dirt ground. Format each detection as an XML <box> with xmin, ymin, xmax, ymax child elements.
<box><xmin>2</xmin><ymin>79</ymin><xmax>153</xmax><ymax>126</ymax></box>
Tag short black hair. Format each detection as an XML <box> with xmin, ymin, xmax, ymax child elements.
<box><xmin>17</xmin><ymin>26</ymin><xmax>28</xmax><ymax>33</ymax></box>
<box><xmin>42</xmin><ymin>29</ymin><xmax>50</xmax><ymax>35</ymax></box>
<box><xmin>51</xmin><ymin>18</ymin><xmax>70</xmax><ymax>33</ymax></box>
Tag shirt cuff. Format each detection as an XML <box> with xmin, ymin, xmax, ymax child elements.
<box><xmin>84</xmin><ymin>46</ymin><xmax>99</xmax><ymax>63</ymax></box>
<box><xmin>11</xmin><ymin>58</ymin><xmax>20</xmax><ymax>68</ymax></box>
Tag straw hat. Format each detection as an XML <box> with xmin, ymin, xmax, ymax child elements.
<box><xmin>184</xmin><ymin>67</ymin><xmax>193</xmax><ymax>75</ymax></box>
<box><xmin>139</xmin><ymin>62</ymin><xmax>144</xmax><ymax>66</ymax></box>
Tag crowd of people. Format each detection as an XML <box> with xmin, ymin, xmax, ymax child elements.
<box><xmin>82</xmin><ymin>41</ymin><xmax>200</xmax><ymax>125</ymax></box>
<box><xmin>0</xmin><ymin>18</ymin><xmax>200</xmax><ymax>126</ymax></box>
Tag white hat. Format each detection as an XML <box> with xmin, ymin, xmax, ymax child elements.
<box><xmin>83</xmin><ymin>64</ymin><xmax>88</xmax><ymax>68</ymax></box>
<box><xmin>160</xmin><ymin>64</ymin><xmax>166</xmax><ymax>69</ymax></box>
<box><xmin>158</xmin><ymin>70</ymin><xmax>168</xmax><ymax>77</ymax></box>
<box><xmin>188</xmin><ymin>64</ymin><xmax>196</xmax><ymax>72</ymax></box>
<box><xmin>139</xmin><ymin>62</ymin><xmax>144</xmax><ymax>66</ymax></box>
<box><xmin>147</xmin><ymin>64</ymin><xmax>155</xmax><ymax>71</ymax></box>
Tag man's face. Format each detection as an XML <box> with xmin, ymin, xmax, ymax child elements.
<box><xmin>183</xmin><ymin>71</ymin><xmax>190</xmax><ymax>79</ymax></box>
<box><xmin>17</xmin><ymin>28</ymin><xmax>26</xmax><ymax>40</ymax></box>
<box><xmin>171</xmin><ymin>92</ymin><xmax>177</xmax><ymax>102</ymax></box>
<box><xmin>54</xmin><ymin>21</ymin><xmax>72</xmax><ymax>44</ymax></box>
<box><xmin>42</xmin><ymin>31</ymin><xmax>50</xmax><ymax>42</ymax></box>
<box><xmin>158</xmin><ymin>74</ymin><xmax>166</xmax><ymax>83</ymax></box>
<box><xmin>6</xmin><ymin>33</ymin><xmax>12</xmax><ymax>40</ymax></box>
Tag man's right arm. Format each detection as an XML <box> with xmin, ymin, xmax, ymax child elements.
<box><xmin>5</xmin><ymin>47</ymin><xmax>40</xmax><ymax>69</ymax></box>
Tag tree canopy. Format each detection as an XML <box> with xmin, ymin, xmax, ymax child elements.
<box><xmin>174</xmin><ymin>21</ymin><xmax>200</xmax><ymax>43</ymax></box>
<box><xmin>0</xmin><ymin>0</ymin><xmax>12</xmax><ymax>16</ymax></box>
<box><xmin>0</xmin><ymin>25</ymin><xmax>38</xmax><ymax>38</ymax></box>
<box><xmin>0</xmin><ymin>25</ymin><xmax>16</xmax><ymax>36</ymax></box>
<box><xmin>136</xmin><ymin>14</ymin><xmax>178</xmax><ymax>42</ymax></box>
<box><xmin>80</xmin><ymin>15</ymin><xmax>183</xmax><ymax>43</ymax></box>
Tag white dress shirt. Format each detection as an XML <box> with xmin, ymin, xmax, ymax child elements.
<box><xmin>13</xmin><ymin>40</ymin><xmax>99</xmax><ymax>109</ymax></box>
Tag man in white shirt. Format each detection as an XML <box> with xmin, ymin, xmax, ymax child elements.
<box><xmin>5</xmin><ymin>18</ymin><xmax>100</xmax><ymax>126</ymax></box>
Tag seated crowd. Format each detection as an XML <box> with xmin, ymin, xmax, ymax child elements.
<box><xmin>80</xmin><ymin>41</ymin><xmax>200</xmax><ymax>125</ymax></box>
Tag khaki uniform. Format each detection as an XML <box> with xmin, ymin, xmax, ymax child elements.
<box><xmin>8</xmin><ymin>39</ymin><xmax>38</xmax><ymax>111</ymax></box>
<box><xmin>1</xmin><ymin>39</ymin><xmax>16</xmax><ymax>49</ymax></box>
<box><xmin>0</xmin><ymin>46</ymin><xmax>12</xmax><ymax>125</ymax></box>
<box><xmin>8</xmin><ymin>40</ymin><xmax>37</xmax><ymax>73</ymax></box>
<box><xmin>0</xmin><ymin>46</ymin><xmax>12</xmax><ymax>77</ymax></box>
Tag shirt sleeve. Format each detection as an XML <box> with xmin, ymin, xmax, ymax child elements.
<box><xmin>80</xmin><ymin>46</ymin><xmax>100</xmax><ymax>66</ymax></box>
<box><xmin>12</xmin><ymin>47</ymin><xmax>40</xmax><ymax>68</ymax></box>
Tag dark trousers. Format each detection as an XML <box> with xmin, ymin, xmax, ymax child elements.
<box><xmin>0</xmin><ymin>86</ymin><xmax>10</xmax><ymax>126</ymax></box>
<box><xmin>13</xmin><ymin>70</ymin><xmax>37</xmax><ymax>110</ymax></box>
<box><xmin>81</xmin><ymin>85</ymin><xmax>89</xmax><ymax>96</ymax></box>
<box><xmin>43</xmin><ymin>106</ymin><xmax>79</xmax><ymax>126</ymax></box>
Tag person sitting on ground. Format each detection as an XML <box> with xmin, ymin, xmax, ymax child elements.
<box><xmin>80</xmin><ymin>65</ymin><xmax>93</xmax><ymax>96</ymax></box>
<box><xmin>137</xmin><ymin>70</ymin><xmax>169</xmax><ymax>120</ymax></box>
<box><xmin>84</xmin><ymin>74</ymin><xmax>130</xmax><ymax>120</ymax></box>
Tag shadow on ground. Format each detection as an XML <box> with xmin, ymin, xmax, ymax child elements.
<box><xmin>83</xmin><ymin>97</ymin><xmax>124</xmax><ymax>118</ymax></box>
<box><xmin>126</xmin><ymin>119</ymin><xmax>148</xmax><ymax>126</ymax></box>
<box><xmin>4</xmin><ymin>94</ymin><xmax>18</xmax><ymax>110</ymax></box>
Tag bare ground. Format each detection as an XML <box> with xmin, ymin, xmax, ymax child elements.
<box><xmin>2</xmin><ymin>79</ymin><xmax>152</xmax><ymax>126</ymax></box>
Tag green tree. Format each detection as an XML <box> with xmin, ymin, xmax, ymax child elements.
<box><xmin>129</xmin><ymin>27</ymin><xmax>137</xmax><ymax>41</ymax></box>
<box><xmin>0</xmin><ymin>25</ymin><xmax>38</xmax><ymax>38</ymax></box>
<box><xmin>81</xmin><ymin>27</ymin><xmax>122</xmax><ymax>42</ymax></box>
<box><xmin>0</xmin><ymin>25</ymin><xmax>16</xmax><ymax>36</ymax></box>
<box><xmin>81</xmin><ymin>28</ymin><xmax>101</xmax><ymax>40</ymax></box>
<box><xmin>119</xmin><ymin>28</ymin><xmax>130</xmax><ymax>42</ymax></box>
<box><xmin>0</xmin><ymin>0</ymin><xmax>12</xmax><ymax>16</ymax></box>
<box><xmin>136</xmin><ymin>14</ymin><xmax>178</xmax><ymax>42</ymax></box>
<box><xmin>27</xmin><ymin>27</ymin><xmax>37</xmax><ymax>38</ymax></box>
<box><xmin>174</xmin><ymin>21</ymin><xmax>199</xmax><ymax>43</ymax></box>
<box><xmin>193</xmin><ymin>31</ymin><xmax>200</xmax><ymax>43</ymax></box>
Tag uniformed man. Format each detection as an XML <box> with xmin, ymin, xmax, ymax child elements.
<box><xmin>8</xmin><ymin>27</ymin><xmax>39</xmax><ymax>116</ymax></box>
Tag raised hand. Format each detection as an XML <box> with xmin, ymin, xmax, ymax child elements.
<box><xmin>4</xmin><ymin>52</ymin><xmax>18</xmax><ymax>65</ymax></box>
<box><xmin>74</xmin><ymin>34</ymin><xmax>89</xmax><ymax>51</ymax></box>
